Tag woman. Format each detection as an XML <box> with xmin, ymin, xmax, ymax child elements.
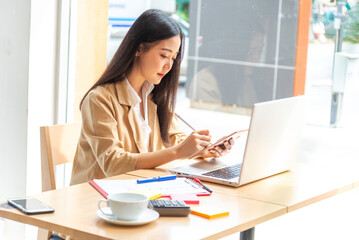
<box><xmin>70</xmin><ymin>9</ymin><xmax>232</xmax><ymax>185</ymax></box>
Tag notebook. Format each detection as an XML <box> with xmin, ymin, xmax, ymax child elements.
<box><xmin>170</xmin><ymin>96</ymin><xmax>305</xmax><ymax>187</ymax></box>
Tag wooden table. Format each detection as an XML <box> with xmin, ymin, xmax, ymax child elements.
<box><xmin>0</xmin><ymin>174</ymin><xmax>285</xmax><ymax>240</ymax></box>
<box><xmin>1</xmin><ymin>161</ymin><xmax>358</xmax><ymax>240</ymax></box>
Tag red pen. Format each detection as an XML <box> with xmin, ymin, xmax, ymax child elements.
<box><xmin>193</xmin><ymin>178</ymin><xmax>212</xmax><ymax>193</ymax></box>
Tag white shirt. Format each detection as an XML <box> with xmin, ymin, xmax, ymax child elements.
<box><xmin>126</xmin><ymin>79</ymin><xmax>154</xmax><ymax>151</ymax></box>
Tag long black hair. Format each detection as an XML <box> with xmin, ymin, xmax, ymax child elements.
<box><xmin>80</xmin><ymin>9</ymin><xmax>184</xmax><ymax>146</ymax></box>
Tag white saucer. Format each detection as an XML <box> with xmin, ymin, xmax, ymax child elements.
<box><xmin>97</xmin><ymin>207</ymin><xmax>159</xmax><ymax>226</ymax></box>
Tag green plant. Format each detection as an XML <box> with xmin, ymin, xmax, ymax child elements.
<box><xmin>343</xmin><ymin>4</ymin><xmax>359</xmax><ymax>43</ymax></box>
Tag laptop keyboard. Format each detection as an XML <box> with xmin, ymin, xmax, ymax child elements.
<box><xmin>202</xmin><ymin>164</ymin><xmax>242</xmax><ymax>180</ymax></box>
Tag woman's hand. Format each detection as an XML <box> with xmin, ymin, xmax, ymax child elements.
<box><xmin>200</xmin><ymin>137</ymin><xmax>234</xmax><ymax>159</ymax></box>
<box><xmin>175</xmin><ymin>129</ymin><xmax>212</xmax><ymax>159</ymax></box>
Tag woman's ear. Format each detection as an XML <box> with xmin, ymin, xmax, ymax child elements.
<box><xmin>135</xmin><ymin>44</ymin><xmax>144</xmax><ymax>57</ymax></box>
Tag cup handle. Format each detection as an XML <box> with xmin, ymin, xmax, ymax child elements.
<box><xmin>98</xmin><ymin>199</ymin><xmax>113</xmax><ymax>217</ymax></box>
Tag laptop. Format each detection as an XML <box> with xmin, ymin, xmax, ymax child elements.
<box><xmin>170</xmin><ymin>96</ymin><xmax>305</xmax><ymax>187</ymax></box>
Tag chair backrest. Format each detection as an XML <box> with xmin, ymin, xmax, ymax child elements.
<box><xmin>40</xmin><ymin>122</ymin><xmax>81</xmax><ymax>192</ymax></box>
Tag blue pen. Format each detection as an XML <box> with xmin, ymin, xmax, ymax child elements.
<box><xmin>158</xmin><ymin>175</ymin><xmax>177</xmax><ymax>181</ymax></box>
<box><xmin>137</xmin><ymin>175</ymin><xmax>177</xmax><ymax>184</ymax></box>
<box><xmin>137</xmin><ymin>177</ymin><xmax>159</xmax><ymax>184</ymax></box>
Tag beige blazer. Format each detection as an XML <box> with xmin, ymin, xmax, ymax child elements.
<box><xmin>70</xmin><ymin>81</ymin><xmax>186</xmax><ymax>185</ymax></box>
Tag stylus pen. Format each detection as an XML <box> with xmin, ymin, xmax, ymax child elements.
<box><xmin>175</xmin><ymin>113</ymin><xmax>196</xmax><ymax>131</ymax></box>
<box><xmin>175</xmin><ymin>113</ymin><xmax>213</xmax><ymax>150</ymax></box>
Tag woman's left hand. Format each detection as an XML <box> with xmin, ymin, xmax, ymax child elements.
<box><xmin>200</xmin><ymin>137</ymin><xmax>234</xmax><ymax>159</ymax></box>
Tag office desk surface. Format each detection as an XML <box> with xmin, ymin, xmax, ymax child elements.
<box><xmin>151</xmin><ymin>160</ymin><xmax>359</xmax><ymax>213</ymax></box>
<box><xmin>0</xmin><ymin>174</ymin><xmax>286</xmax><ymax>240</ymax></box>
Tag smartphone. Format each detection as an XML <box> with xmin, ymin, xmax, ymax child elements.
<box><xmin>190</xmin><ymin>129</ymin><xmax>248</xmax><ymax>159</ymax></box>
<box><xmin>7</xmin><ymin>197</ymin><xmax>55</xmax><ymax>215</ymax></box>
<box><xmin>211</xmin><ymin>129</ymin><xmax>248</xmax><ymax>146</ymax></box>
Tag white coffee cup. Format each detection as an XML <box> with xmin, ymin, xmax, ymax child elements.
<box><xmin>98</xmin><ymin>193</ymin><xmax>149</xmax><ymax>221</ymax></box>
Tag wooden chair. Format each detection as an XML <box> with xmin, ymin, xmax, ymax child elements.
<box><xmin>38</xmin><ymin>123</ymin><xmax>81</xmax><ymax>240</ymax></box>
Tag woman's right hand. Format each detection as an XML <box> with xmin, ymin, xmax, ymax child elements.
<box><xmin>175</xmin><ymin>129</ymin><xmax>212</xmax><ymax>159</ymax></box>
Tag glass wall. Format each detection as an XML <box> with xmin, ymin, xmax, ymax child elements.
<box><xmin>186</xmin><ymin>0</ymin><xmax>299</xmax><ymax>108</ymax></box>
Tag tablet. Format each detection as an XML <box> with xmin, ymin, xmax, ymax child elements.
<box><xmin>8</xmin><ymin>197</ymin><xmax>55</xmax><ymax>215</ymax></box>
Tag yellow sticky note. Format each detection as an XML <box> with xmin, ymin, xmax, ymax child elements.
<box><xmin>191</xmin><ymin>205</ymin><xmax>229</xmax><ymax>219</ymax></box>
<box><xmin>128</xmin><ymin>188</ymin><xmax>162</xmax><ymax>200</ymax></box>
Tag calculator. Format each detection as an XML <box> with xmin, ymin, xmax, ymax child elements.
<box><xmin>149</xmin><ymin>199</ymin><xmax>191</xmax><ymax>216</ymax></box>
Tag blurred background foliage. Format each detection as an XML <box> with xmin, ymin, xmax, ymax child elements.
<box><xmin>176</xmin><ymin>0</ymin><xmax>189</xmax><ymax>22</ymax></box>
<box><xmin>343</xmin><ymin>3</ymin><xmax>359</xmax><ymax>43</ymax></box>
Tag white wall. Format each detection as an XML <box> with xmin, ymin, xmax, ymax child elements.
<box><xmin>0</xmin><ymin>0</ymin><xmax>59</xmax><ymax>239</ymax></box>
<box><xmin>0</xmin><ymin>0</ymin><xmax>31</xmax><ymax>239</ymax></box>
<box><xmin>0</xmin><ymin>0</ymin><xmax>30</xmax><ymax>200</ymax></box>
